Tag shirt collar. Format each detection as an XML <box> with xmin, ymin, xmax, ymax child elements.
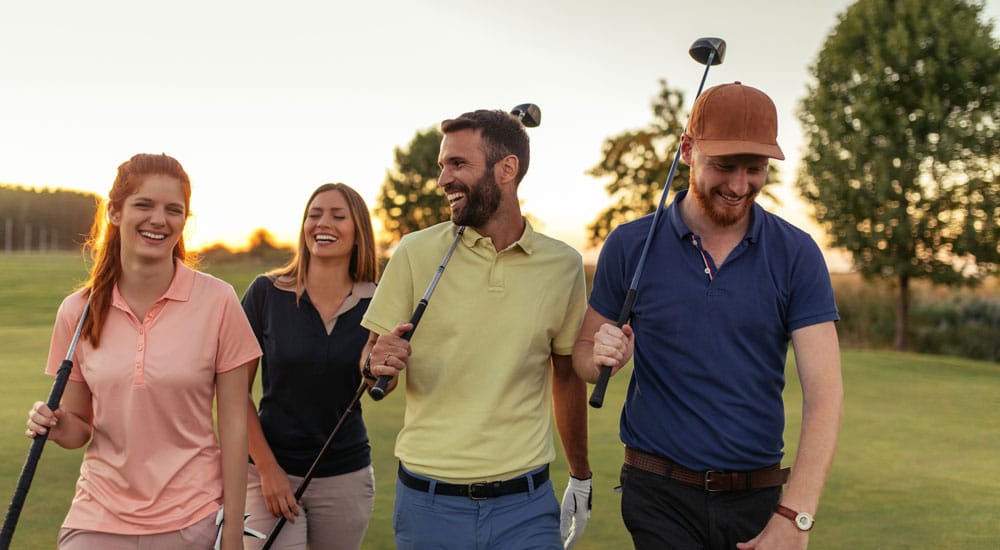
<box><xmin>458</xmin><ymin>219</ymin><xmax>535</xmax><ymax>255</ymax></box>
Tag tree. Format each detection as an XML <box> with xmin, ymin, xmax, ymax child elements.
<box><xmin>374</xmin><ymin>127</ymin><xmax>450</xmax><ymax>250</ymax></box>
<box><xmin>588</xmin><ymin>79</ymin><xmax>781</xmax><ymax>246</ymax></box>
<box><xmin>797</xmin><ymin>0</ymin><xmax>1000</xmax><ymax>350</ymax></box>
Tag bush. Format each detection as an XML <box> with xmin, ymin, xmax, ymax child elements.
<box><xmin>832</xmin><ymin>273</ymin><xmax>1000</xmax><ymax>362</ymax></box>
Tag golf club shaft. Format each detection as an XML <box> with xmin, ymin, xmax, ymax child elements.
<box><xmin>1</xmin><ymin>303</ymin><xmax>90</xmax><ymax>549</ymax></box>
<box><xmin>589</xmin><ymin>50</ymin><xmax>718</xmax><ymax>409</ymax></box>
<box><xmin>369</xmin><ymin>226</ymin><xmax>466</xmax><ymax>400</ymax></box>
<box><xmin>260</xmin><ymin>379</ymin><xmax>368</xmax><ymax>550</ymax></box>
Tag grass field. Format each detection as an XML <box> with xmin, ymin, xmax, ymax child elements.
<box><xmin>1</xmin><ymin>253</ymin><xmax>998</xmax><ymax>548</ymax></box>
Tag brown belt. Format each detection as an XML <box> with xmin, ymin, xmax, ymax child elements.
<box><xmin>624</xmin><ymin>447</ymin><xmax>789</xmax><ymax>492</ymax></box>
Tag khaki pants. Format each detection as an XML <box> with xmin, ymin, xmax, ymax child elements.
<box><xmin>243</xmin><ymin>462</ymin><xmax>375</xmax><ymax>550</ymax></box>
<box><xmin>58</xmin><ymin>511</ymin><xmax>218</xmax><ymax>549</ymax></box>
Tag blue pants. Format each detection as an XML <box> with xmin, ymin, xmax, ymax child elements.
<box><xmin>620</xmin><ymin>464</ymin><xmax>782</xmax><ymax>550</ymax></box>
<box><xmin>393</xmin><ymin>465</ymin><xmax>562</xmax><ymax>550</ymax></box>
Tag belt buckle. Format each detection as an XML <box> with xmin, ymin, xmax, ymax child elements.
<box><xmin>704</xmin><ymin>470</ymin><xmax>723</xmax><ymax>492</ymax></box>
<box><xmin>468</xmin><ymin>482</ymin><xmax>489</xmax><ymax>500</ymax></box>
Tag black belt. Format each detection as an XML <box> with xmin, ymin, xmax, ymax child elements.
<box><xmin>397</xmin><ymin>464</ymin><xmax>549</xmax><ymax>500</ymax></box>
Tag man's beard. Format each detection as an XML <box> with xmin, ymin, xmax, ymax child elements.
<box><xmin>452</xmin><ymin>169</ymin><xmax>502</xmax><ymax>227</ymax></box>
<box><xmin>688</xmin><ymin>169</ymin><xmax>758</xmax><ymax>227</ymax></box>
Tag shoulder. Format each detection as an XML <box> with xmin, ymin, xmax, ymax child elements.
<box><xmin>528</xmin><ymin>229</ymin><xmax>583</xmax><ymax>264</ymax></box>
<box><xmin>755</xmin><ymin>207</ymin><xmax>823</xmax><ymax>252</ymax></box>
<box><xmin>398</xmin><ymin>222</ymin><xmax>456</xmax><ymax>248</ymax></box>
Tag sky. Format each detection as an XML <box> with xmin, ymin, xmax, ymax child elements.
<box><xmin>2</xmin><ymin>0</ymin><xmax>998</xmax><ymax>268</ymax></box>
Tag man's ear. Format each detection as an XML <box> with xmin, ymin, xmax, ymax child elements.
<box><xmin>680</xmin><ymin>134</ymin><xmax>694</xmax><ymax>166</ymax></box>
<box><xmin>494</xmin><ymin>155</ymin><xmax>519</xmax><ymax>185</ymax></box>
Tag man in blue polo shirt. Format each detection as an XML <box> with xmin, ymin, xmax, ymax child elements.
<box><xmin>573</xmin><ymin>82</ymin><xmax>843</xmax><ymax>549</ymax></box>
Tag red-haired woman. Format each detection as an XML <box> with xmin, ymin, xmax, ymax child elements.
<box><xmin>26</xmin><ymin>153</ymin><xmax>260</xmax><ymax>550</ymax></box>
<box><xmin>241</xmin><ymin>183</ymin><xmax>378</xmax><ymax>549</ymax></box>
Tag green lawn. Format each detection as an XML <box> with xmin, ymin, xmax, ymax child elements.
<box><xmin>1</xmin><ymin>253</ymin><xmax>998</xmax><ymax>548</ymax></box>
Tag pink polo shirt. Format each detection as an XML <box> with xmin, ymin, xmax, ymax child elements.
<box><xmin>45</xmin><ymin>263</ymin><xmax>261</xmax><ymax>535</ymax></box>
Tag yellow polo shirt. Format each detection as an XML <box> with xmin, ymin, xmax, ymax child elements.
<box><xmin>362</xmin><ymin>221</ymin><xmax>586</xmax><ymax>483</ymax></box>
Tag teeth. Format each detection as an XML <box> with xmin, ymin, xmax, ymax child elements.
<box><xmin>139</xmin><ymin>231</ymin><xmax>165</xmax><ymax>240</ymax></box>
<box><xmin>447</xmin><ymin>192</ymin><xmax>465</xmax><ymax>202</ymax></box>
<box><xmin>315</xmin><ymin>234</ymin><xmax>338</xmax><ymax>243</ymax></box>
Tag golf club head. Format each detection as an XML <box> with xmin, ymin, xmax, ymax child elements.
<box><xmin>689</xmin><ymin>37</ymin><xmax>726</xmax><ymax>66</ymax></box>
<box><xmin>511</xmin><ymin>103</ymin><xmax>541</xmax><ymax>128</ymax></box>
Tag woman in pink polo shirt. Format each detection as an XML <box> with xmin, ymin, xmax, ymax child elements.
<box><xmin>25</xmin><ymin>153</ymin><xmax>261</xmax><ymax>550</ymax></box>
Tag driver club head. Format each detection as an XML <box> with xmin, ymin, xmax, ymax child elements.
<box><xmin>511</xmin><ymin>103</ymin><xmax>541</xmax><ymax>128</ymax></box>
<box><xmin>689</xmin><ymin>37</ymin><xmax>726</xmax><ymax>66</ymax></box>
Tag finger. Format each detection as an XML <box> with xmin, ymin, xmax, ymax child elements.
<box><xmin>391</xmin><ymin>322</ymin><xmax>414</xmax><ymax>337</ymax></box>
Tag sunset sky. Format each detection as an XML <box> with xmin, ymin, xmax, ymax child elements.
<box><xmin>2</xmin><ymin>0</ymin><xmax>998</xmax><ymax>268</ymax></box>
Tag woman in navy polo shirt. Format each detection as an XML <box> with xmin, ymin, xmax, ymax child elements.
<box><xmin>241</xmin><ymin>183</ymin><xmax>379</xmax><ymax>549</ymax></box>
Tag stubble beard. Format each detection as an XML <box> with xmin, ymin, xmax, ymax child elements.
<box><xmin>452</xmin><ymin>168</ymin><xmax>502</xmax><ymax>228</ymax></box>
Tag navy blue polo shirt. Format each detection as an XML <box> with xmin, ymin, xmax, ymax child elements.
<box><xmin>242</xmin><ymin>275</ymin><xmax>372</xmax><ymax>477</ymax></box>
<box><xmin>590</xmin><ymin>189</ymin><xmax>839</xmax><ymax>471</ymax></box>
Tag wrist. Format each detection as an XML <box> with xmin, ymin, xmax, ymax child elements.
<box><xmin>775</xmin><ymin>504</ymin><xmax>815</xmax><ymax>532</ymax></box>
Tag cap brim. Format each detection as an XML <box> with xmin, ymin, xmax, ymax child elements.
<box><xmin>694</xmin><ymin>140</ymin><xmax>785</xmax><ymax>160</ymax></box>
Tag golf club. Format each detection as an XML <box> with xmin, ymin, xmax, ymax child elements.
<box><xmin>1</xmin><ymin>303</ymin><xmax>90</xmax><ymax>549</ymax></box>
<box><xmin>369</xmin><ymin>102</ymin><xmax>542</xmax><ymax>399</ymax></box>
<box><xmin>589</xmin><ymin>37</ymin><xmax>725</xmax><ymax>409</ymax></box>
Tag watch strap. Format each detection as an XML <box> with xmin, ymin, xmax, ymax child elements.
<box><xmin>775</xmin><ymin>504</ymin><xmax>814</xmax><ymax>531</ymax></box>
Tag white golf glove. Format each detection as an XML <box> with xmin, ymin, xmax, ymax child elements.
<box><xmin>560</xmin><ymin>475</ymin><xmax>592</xmax><ymax>549</ymax></box>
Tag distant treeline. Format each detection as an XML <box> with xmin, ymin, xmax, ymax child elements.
<box><xmin>0</xmin><ymin>184</ymin><xmax>98</xmax><ymax>252</ymax></box>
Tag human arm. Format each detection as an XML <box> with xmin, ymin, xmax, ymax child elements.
<box><xmin>25</xmin><ymin>380</ymin><xmax>93</xmax><ymax>449</ymax></box>
<box><xmin>552</xmin><ymin>353</ymin><xmax>591</xmax><ymax>548</ymax></box>
<box><xmin>571</xmin><ymin>307</ymin><xmax>634</xmax><ymax>384</ymax></box>
<box><xmin>245</xmin><ymin>359</ymin><xmax>300</xmax><ymax>522</ymax></box>
<box><xmin>737</xmin><ymin>321</ymin><xmax>843</xmax><ymax>549</ymax></box>
<box><xmin>218</xmin><ymin>362</ymin><xmax>251</xmax><ymax>550</ymax></box>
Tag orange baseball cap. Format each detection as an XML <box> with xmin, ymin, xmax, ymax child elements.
<box><xmin>686</xmin><ymin>82</ymin><xmax>785</xmax><ymax>160</ymax></box>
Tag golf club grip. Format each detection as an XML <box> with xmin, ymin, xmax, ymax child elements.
<box><xmin>370</xmin><ymin>300</ymin><xmax>428</xmax><ymax>400</ymax></box>
<box><xmin>1</xmin><ymin>359</ymin><xmax>74</xmax><ymax>549</ymax></box>
<box><xmin>588</xmin><ymin>289</ymin><xmax>638</xmax><ymax>409</ymax></box>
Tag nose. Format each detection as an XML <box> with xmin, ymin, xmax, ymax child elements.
<box><xmin>727</xmin><ymin>170</ymin><xmax>751</xmax><ymax>197</ymax></box>
<box><xmin>149</xmin><ymin>206</ymin><xmax>167</xmax><ymax>226</ymax></box>
<box><xmin>437</xmin><ymin>166</ymin><xmax>453</xmax><ymax>188</ymax></box>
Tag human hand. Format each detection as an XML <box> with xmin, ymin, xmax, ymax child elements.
<box><xmin>259</xmin><ymin>463</ymin><xmax>299</xmax><ymax>522</ymax></box>
<box><xmin>593</xmin><ymin>323</ymin><xmax>634</xmax><ymax>376</ymax></box>
<box><xmin>560</xmin><ymin>475</ymin><xmax>592</xmax><ymax>549</ymax></box>
<box><xmin>736</xmin><ymin>513</ymin><xmax>808</xmax><ymax>550</ymax></box>
<box><xmin>370</xmin><ymin>322</ymin><xmax>413</xmax><ymax>380</ymax></box>
<box><xmin>25</xmin><ymin>401</ymin><xmax>61</xmax><ymax>439</ymax></box>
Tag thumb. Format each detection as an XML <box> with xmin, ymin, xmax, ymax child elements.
<box><xmin>392</xmin><ymin>322</ymin><xmax>414</xmax><ymax>338</ymax></box>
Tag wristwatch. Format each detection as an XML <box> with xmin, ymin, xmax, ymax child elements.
<box><xmin>775</xmin><ymin>504</ymin><xmax>815</xmax><ymax>531</ymax></box>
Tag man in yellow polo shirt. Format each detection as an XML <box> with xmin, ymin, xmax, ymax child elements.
<box><xmin>362</xmin><ymin>108</ymin><xmax>592</xmax><ymax>549</ymax></box>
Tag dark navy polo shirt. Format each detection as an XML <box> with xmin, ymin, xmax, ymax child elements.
<box><xmin>242</xmin><ymin>275</ymin><xmax>371</xmax><ymax>477</ymax></box>
<box><xmin>590</xmin><ymin>189</ymin><xmax>839</xmax><ymax>471</ymax></box>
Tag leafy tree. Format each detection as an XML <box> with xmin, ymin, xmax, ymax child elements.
<box><xmin>797</xmin><ymin>0</ymin><xmax>1000</xmax><ymax>350</ymax></box>
<box><xmin>588</xmin><ymin>80</ymin><xmax>781</xmax><ymax>246</ymax></box>
<box><xmin>374</xmin><ymin>127</ymin><xmax>450</xmax><ymax>249</ymax></box>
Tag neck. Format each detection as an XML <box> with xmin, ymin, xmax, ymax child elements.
<box><xmin>305</xmin><ymin>257</ymin><xmax>353</xmax><ymax>294</ymax></box>
<box><xmin>474</xmin><ymin>199</ymin><xmax>525</xmax><ymax>251</ymax></box>
<box><xmin>117</xmin><ymin>254</ymin><xmax>176</xmax><ymax>302</ymax></box>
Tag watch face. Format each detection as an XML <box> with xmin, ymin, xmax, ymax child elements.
<box><xmin>795</xmin><ymin>513</ymin><xmax>815</xmax><ymax>531</ymax></box>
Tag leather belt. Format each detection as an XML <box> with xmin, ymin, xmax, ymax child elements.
<box><xmin>624</xmin><ymin>447</ymin><xmax>789</xmax><ymax>492</ymax></box>
<box><xmin>397</xmin><ymin>464</ymin><xmax>549</xmax><ymax>500</ymax></box>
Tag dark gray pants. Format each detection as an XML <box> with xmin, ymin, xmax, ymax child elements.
<box><xmin>620</xmin><ymin>464</ymin><xmax>781</xmax><ymax>550</ymax></box>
